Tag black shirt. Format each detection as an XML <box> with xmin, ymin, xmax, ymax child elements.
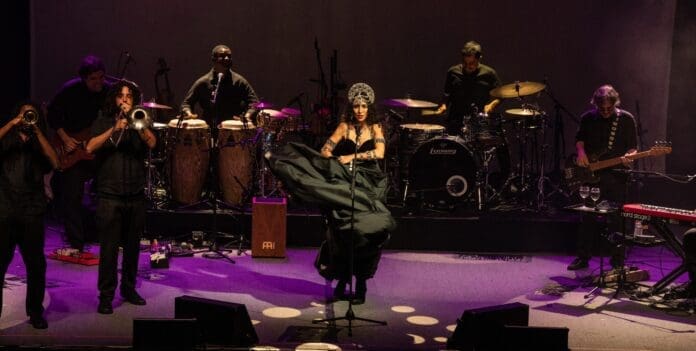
<box><xmin>443</xmin><ymin>63</ymin><xmax>500</xmax><ymax>119</ymax></box>
<box><xmin>90</xmin><ymin>114</ymin><xmax>148</xmax><ymax>197</ymax></box>
<box><xmin>48</xmin><ymin>78</ymin><xmax>110</xmax><ymax>133</ymax></box>
<box><xmin>576</xmin><ymin>108</ymin><xmax>638</xmax><ymax>162</ymax></box>
<box><xmin>180</xmin><ymin>69</ymin><xmax>259</xmax><ymax>126</ymax></box>
<box><xmin>0</xmin><ymin>121</ymin><xmax>52</xmax><ymax>215</ymax></box>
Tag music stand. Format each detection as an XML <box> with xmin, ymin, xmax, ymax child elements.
<box><xmin>312</xmin><ymin>126</ymin><xmax>386</xmax><ymax>336</ymax></box>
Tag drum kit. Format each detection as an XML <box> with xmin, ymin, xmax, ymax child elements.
<box><xmin>142</xmin><ymin>100</ymin><xmax>310</xmax><ymax>209</ymax></box>
<box><xmin>384</xmin><ymin>81</ymin><xmax>553</xmax><ymax>211</ymax></box>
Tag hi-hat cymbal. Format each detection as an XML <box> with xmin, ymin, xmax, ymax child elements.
<box><xmin>505</xmin><ymin>108</ymin><xmax>540</xmax><ymax>116</ymax></box>
<box><xmin>252</xmin><ymin>101</ymin><xmax>274</xmax><ymax>109</ymax></box>
<box><xmin>383</xmin><ymin>98</ymin><xmax>439</xmax><ymax>109</ymax></box>
<box><xmin>490</xmin><ymin>81</ymin><xmax>546</xmax><ymax>98</ymax></box>
<box><xmin>141</xmin><ymin>101</ymin><xmax>173</xmax><ymax>109</ymax></box>
<box><xmin>280</xmin><ymin>107</ymin><xmax>301</xmax><ymax>116</ymax></box>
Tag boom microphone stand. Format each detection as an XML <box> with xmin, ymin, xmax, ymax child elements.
<box><xmin>313</xmin><ymin>124</ymin><xmax>386</xmax><ymax>336</ymax></box>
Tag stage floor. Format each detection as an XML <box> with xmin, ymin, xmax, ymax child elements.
<box><xmin>0</xmin><ymin>223</ymin><xmax>694</xmax><ymax>350</ymax></box>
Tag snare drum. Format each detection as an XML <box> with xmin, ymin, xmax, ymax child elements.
<box><xmin>218</xmin><ymin>120</ymin><xmax>257</xmax><ymax>206</ymax></box>
<box><xmin>468</xmin><ymin>113</ymin><xmax>505</xmax><ymax>147</ymax></box>
<box><xmin>409</xmin><ymin>136</ymin><xmax>476</xmax><ymax>206</ymax></box>
<box><xmin>166</xmin><ymin>119</ymin><xmax>210</xmax><ymax>204</ymax></box>
<box><xmin>398</xmin><ymin>124</ymin><xmax>445</xmax><ymax>179</ymax></box>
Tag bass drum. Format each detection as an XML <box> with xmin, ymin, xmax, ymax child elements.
<box><xmin>409</xmin><ymin>136</ymin><xmax>476</xmax><ymax>206</ymax></box>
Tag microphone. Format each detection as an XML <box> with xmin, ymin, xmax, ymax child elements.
<box><xmin>211</xmin><ymin>72</ymin><xmax>223</xmax><ymax>104</ymax></box>
<box><xmin>386</xmin><ymin>109</ymin><xmax>405</xmax><ymax>120</ymax></box>
<box><xmin>286</xmin><ymin>92</ymin><xmax>305</xmax><ymax>106</ymax></box>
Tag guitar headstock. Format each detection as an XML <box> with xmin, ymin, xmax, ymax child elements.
<box><xmin>648</xmin><ymin>141</ymin><xmax>672</xmax><ymax>156</ymax></box>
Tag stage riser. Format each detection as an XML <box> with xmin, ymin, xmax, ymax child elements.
<box><xmin>146</xmin><ymin>211</ymin><xmax>579</xmax><ymax>253</ymax></box>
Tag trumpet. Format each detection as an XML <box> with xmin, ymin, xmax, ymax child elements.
<box><xmin>22</xmin><ymin>109</ymin><xmax>39</xmax><ymax>125</ymax></box>
<box><xmin>127</xmin><ymin>106</ymin><xmax>152</xmax><ymax>130</ymax></box>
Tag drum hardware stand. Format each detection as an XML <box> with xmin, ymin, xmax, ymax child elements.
<box><xmin>535</xmin><ymin>113</ymin><xmax>569</xmax><ymax>211</ymax></box>
<box><xmin>313</xmin><ymin>128</ymin><xmax>387</xmax><ymax>335</ymax></box>
<box><xmin>473</xmin><ymin>146</ymin><xmax>500</xmax><ymax>211</ymax></box>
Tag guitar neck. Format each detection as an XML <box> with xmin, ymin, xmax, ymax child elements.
<box><xmin>588</xmin><ymin>150</ymin><xmax>650</xmax><ymax>171</ymax></box>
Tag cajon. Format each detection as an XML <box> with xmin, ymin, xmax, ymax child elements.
<box><xmin>251</xmin><ymin>197</ymin><xmax>287</xmax><ymax>258</ymax></box>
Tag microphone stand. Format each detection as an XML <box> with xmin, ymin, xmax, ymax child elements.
<box><xmin>313</xmin><ymin>123</ymin><xmax>387</xmax><ymax>336</ymax></box>
<box><xmin>200</xmin><ymin>71</ymin><xmax>238</xmax><ymax>263</ymax></box>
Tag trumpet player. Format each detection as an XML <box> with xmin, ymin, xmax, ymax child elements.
<box><xmin>0</xmin><ymin>101</ymin><xmax>58</xmax><ymax>329</ymax></box>
<box><xmin>86</xmin><ymin>80</ymin><xmax>155</xmax><ymax>314</ymax></box>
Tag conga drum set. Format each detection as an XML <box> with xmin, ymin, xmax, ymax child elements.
<box><xmin>143</xmin><ymin>101</ymin><xmax>308</xmax><ymax>209</ymax></box>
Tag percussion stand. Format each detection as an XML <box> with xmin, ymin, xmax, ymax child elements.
<box><xmin>474</xmin><ymin>146</ymin><xmax>499</xmax><ymax>211</ymax></box>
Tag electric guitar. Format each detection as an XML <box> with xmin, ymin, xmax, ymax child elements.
<box><xmin>52</xmin><ymin>128</ymin><xmax>94</xmax><ymax>170</ymax></box>
<box><xmin>563</xmin><ymin>141</ymin><xmax>672</xmax><ymax>192</ymax></box>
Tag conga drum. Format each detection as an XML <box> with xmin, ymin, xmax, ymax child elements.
<box><xmin>218</xmin><ymin>120</ymin><xmax>257</xmax><ymax>206</ymax></box>
<box><xmin>166</xmin><ymin>119</ymin><xmax>210</xmax><ymax>204</ymax></box>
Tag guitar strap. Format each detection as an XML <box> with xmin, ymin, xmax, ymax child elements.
<box><xmin>606</xmin><ymin>110</ymin><xmax>620</xmax><ymax>152</ymax></box>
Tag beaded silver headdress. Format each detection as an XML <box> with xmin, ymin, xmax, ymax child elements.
<box><xmin>347</xmin><ymin>83</ymin><xmax>375</xmax><ymax>105</ymax></box>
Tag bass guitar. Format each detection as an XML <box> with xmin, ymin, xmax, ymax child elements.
<box><xmin>563</xmin><ymin>141</ymin><xmax>671</xmax><ymax>192</ymax></box>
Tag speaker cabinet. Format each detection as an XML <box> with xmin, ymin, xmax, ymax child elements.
<box><xmin>174</xmin><ymin>295</ymin><xmax>258</xmax><ymax>347</ymax></box>
<box><xmin>447</xmin><ymin>302</ymin><xmax>529</xmax><ymax>350</ymax></box>
<box><xmin>252</xmin><ymin>196</ymin><xmax>287</xmax><ymax>258</ymax></box>
<box><xmin>133</xmin><ymin>318</ymin><xmax>198</xmax><ymax>351</ymax></box>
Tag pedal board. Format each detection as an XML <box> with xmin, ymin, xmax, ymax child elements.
<box><xmin>594</xmin><ymin>267</ymin><xmax>650</xmax><ymax>284</ymax></box>
<box><xmin>48</xmin><ymin>248</ymin><xmax>99</xmax><ymax>266</ymax></box>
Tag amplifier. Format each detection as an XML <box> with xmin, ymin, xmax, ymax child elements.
<box><xmin>251</xmin><ymin>197</ymin><xmax>287</xmax><ymax>258</ymax></box>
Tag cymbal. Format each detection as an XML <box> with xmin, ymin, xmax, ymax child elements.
<box><xmin>490</xmin><ymin>81</ymin><xmax>546</xmax><ymax>98</ymax></box>
<box><xmin>141</xmin><ymin>101</ymin><xmax>173</xmax><ymax>109</ymax></box>
<box><xmin>280</xmin><ymin>107</ymin><xmax>301</xmax><ymax>116</ymax></box>
<box><xmin>383</xmin><ymin>98</ymin><xmax>438</xmax><ymax>109</ymax></box>
<box><xmin>259</xmin><ymin>109</ymin><xmax>287</xmax><ymax>118</ymax></box>
<box><xmin>505</xmin><ymin>108</ymin><xmax>540</xmax><ymax>117</ymax></box>
<box><xmin>421</xmin><ymin>109</ymin><xmax>443</xmax><ymax>116</ymax></box>
<box><xmin>252</xmin><ymin>101</ymin><xmax>274</xmax><ymax>109</ymax></box>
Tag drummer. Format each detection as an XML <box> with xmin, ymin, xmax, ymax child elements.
<box><xmin>436</xmin><ymin>40</ymin><xmax>510</xmax><ymax>184</ymax></box>
<box><xmin>436</xmin><ymin>40</ymin><xmax>501</xmax><ymax>135</ymax></box>
<box><xmin>180</xmin><ymin>44</ymin><xmax>259</xmax><ymax>127</ymax></box>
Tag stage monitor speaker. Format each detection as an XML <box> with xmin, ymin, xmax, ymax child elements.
<box><xmin>447</xmin><ymin>302</ymin><xmax>529</xmax><ymax>350</ymax></box>
<box><xmin>174</xmin><ymin>295</ymin><xmax>258</xmax><ymax>347</ymax></box>
<box><xmin>133</xmin><ymin>318</ymin><xmax>198</xmax><ymax>351</ymax></box>
<box><xmin>503</xmin><ymin>325</ymin><xmax>569</xmax><ymax>351</ymax></box>
<box><xmin>252</xmin><ymin>196</ymin><xmax>287</xmax><ymax>258</ymax></box>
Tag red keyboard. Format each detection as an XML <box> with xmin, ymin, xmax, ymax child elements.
<box><xmin>622</xmin><ymin>203</ymin><xmax>696</xmax><ymax>224</ymax></box>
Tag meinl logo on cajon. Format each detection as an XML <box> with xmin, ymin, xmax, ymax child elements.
<box><xmin>251</xmin><ymin>197</ymin><xmax>287</xmax><ymax>258</ymax></box>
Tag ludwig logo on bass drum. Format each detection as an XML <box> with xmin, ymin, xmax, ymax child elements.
<box><xmin>429</xmin><ymin>145</ymin><xmax>457</xmax><ymax>155</ymax></box>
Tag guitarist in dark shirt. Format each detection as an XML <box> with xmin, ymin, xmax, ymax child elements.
<box><xmin>47</xmin><ymin>55</ymin><xmax>110</xmax><ymax>252</ymax></box>
<box><xmin>567</xmin><ymin>85</ymin><xmax>638</xmax><ymax>270</ymax></box>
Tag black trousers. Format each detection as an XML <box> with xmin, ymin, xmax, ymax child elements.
<box><xmin>0</xmin><ymin>214</ymin><xmax>46</xmax><ymax>317</ymax></box>
<box><xmin>96</xmin><ymin>196</ymin><xmax>145</xmax><ymax>301</ymax></box>
<box><xmin>56</xmin><ymin>161</ymin><xmax>93</xmax><ymax>250</ymax></box>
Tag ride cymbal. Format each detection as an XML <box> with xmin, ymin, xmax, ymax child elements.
<box><xmin>490</xmin><ymin>81</ymin><xmax>546</xmax><ymax>98</ymax></box>
<box><xmin>382</xmin><ymin>98</ymin><xmax>438</xmax><ymax>109</ymax></box>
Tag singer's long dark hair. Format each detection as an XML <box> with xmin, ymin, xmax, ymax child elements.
<box><xmin>103</xmin><ymin>80</ymin><xmax>142</xmax><ymax>117</ymax></box>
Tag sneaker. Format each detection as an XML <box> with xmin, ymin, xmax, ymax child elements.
<box><xmin>121</xmin><ymin>290</ymin><xmax>147</xmax><ymax>305</ymax></box>
<box><xmin>97</xmin><ymin>299</ymin><xmax>113</xmax><ymax>314</ymax></box>
<box><xmin>29</xmin><ymin>314</ymin><xmax>48</xmax><ymax>329</ymax></box>
<box><xmin>567</xmin><ymin>257</ymin><xmax>589</xmax><ymax>270</ymax></box>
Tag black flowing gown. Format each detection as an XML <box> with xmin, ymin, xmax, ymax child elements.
<box><xmin>266</xmin><ymin>139</ymin><xmax>396</xmax><ymax>280</ymax></box>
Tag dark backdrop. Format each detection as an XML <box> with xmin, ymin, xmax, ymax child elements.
<box><xmin>24</xmin><ymin>0</ymin><xmax>694</xmax><ymax>190</ymax></box>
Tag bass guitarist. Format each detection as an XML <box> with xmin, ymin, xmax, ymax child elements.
<box><xmin>567</xmin><ymin>84</ymin><xmax>638</xmax><ymax>270</ymax></box>
<box><xmin>47</xmin><ymin>55</ymin><xmax>111</xmax><ymax>253</ymax></box>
